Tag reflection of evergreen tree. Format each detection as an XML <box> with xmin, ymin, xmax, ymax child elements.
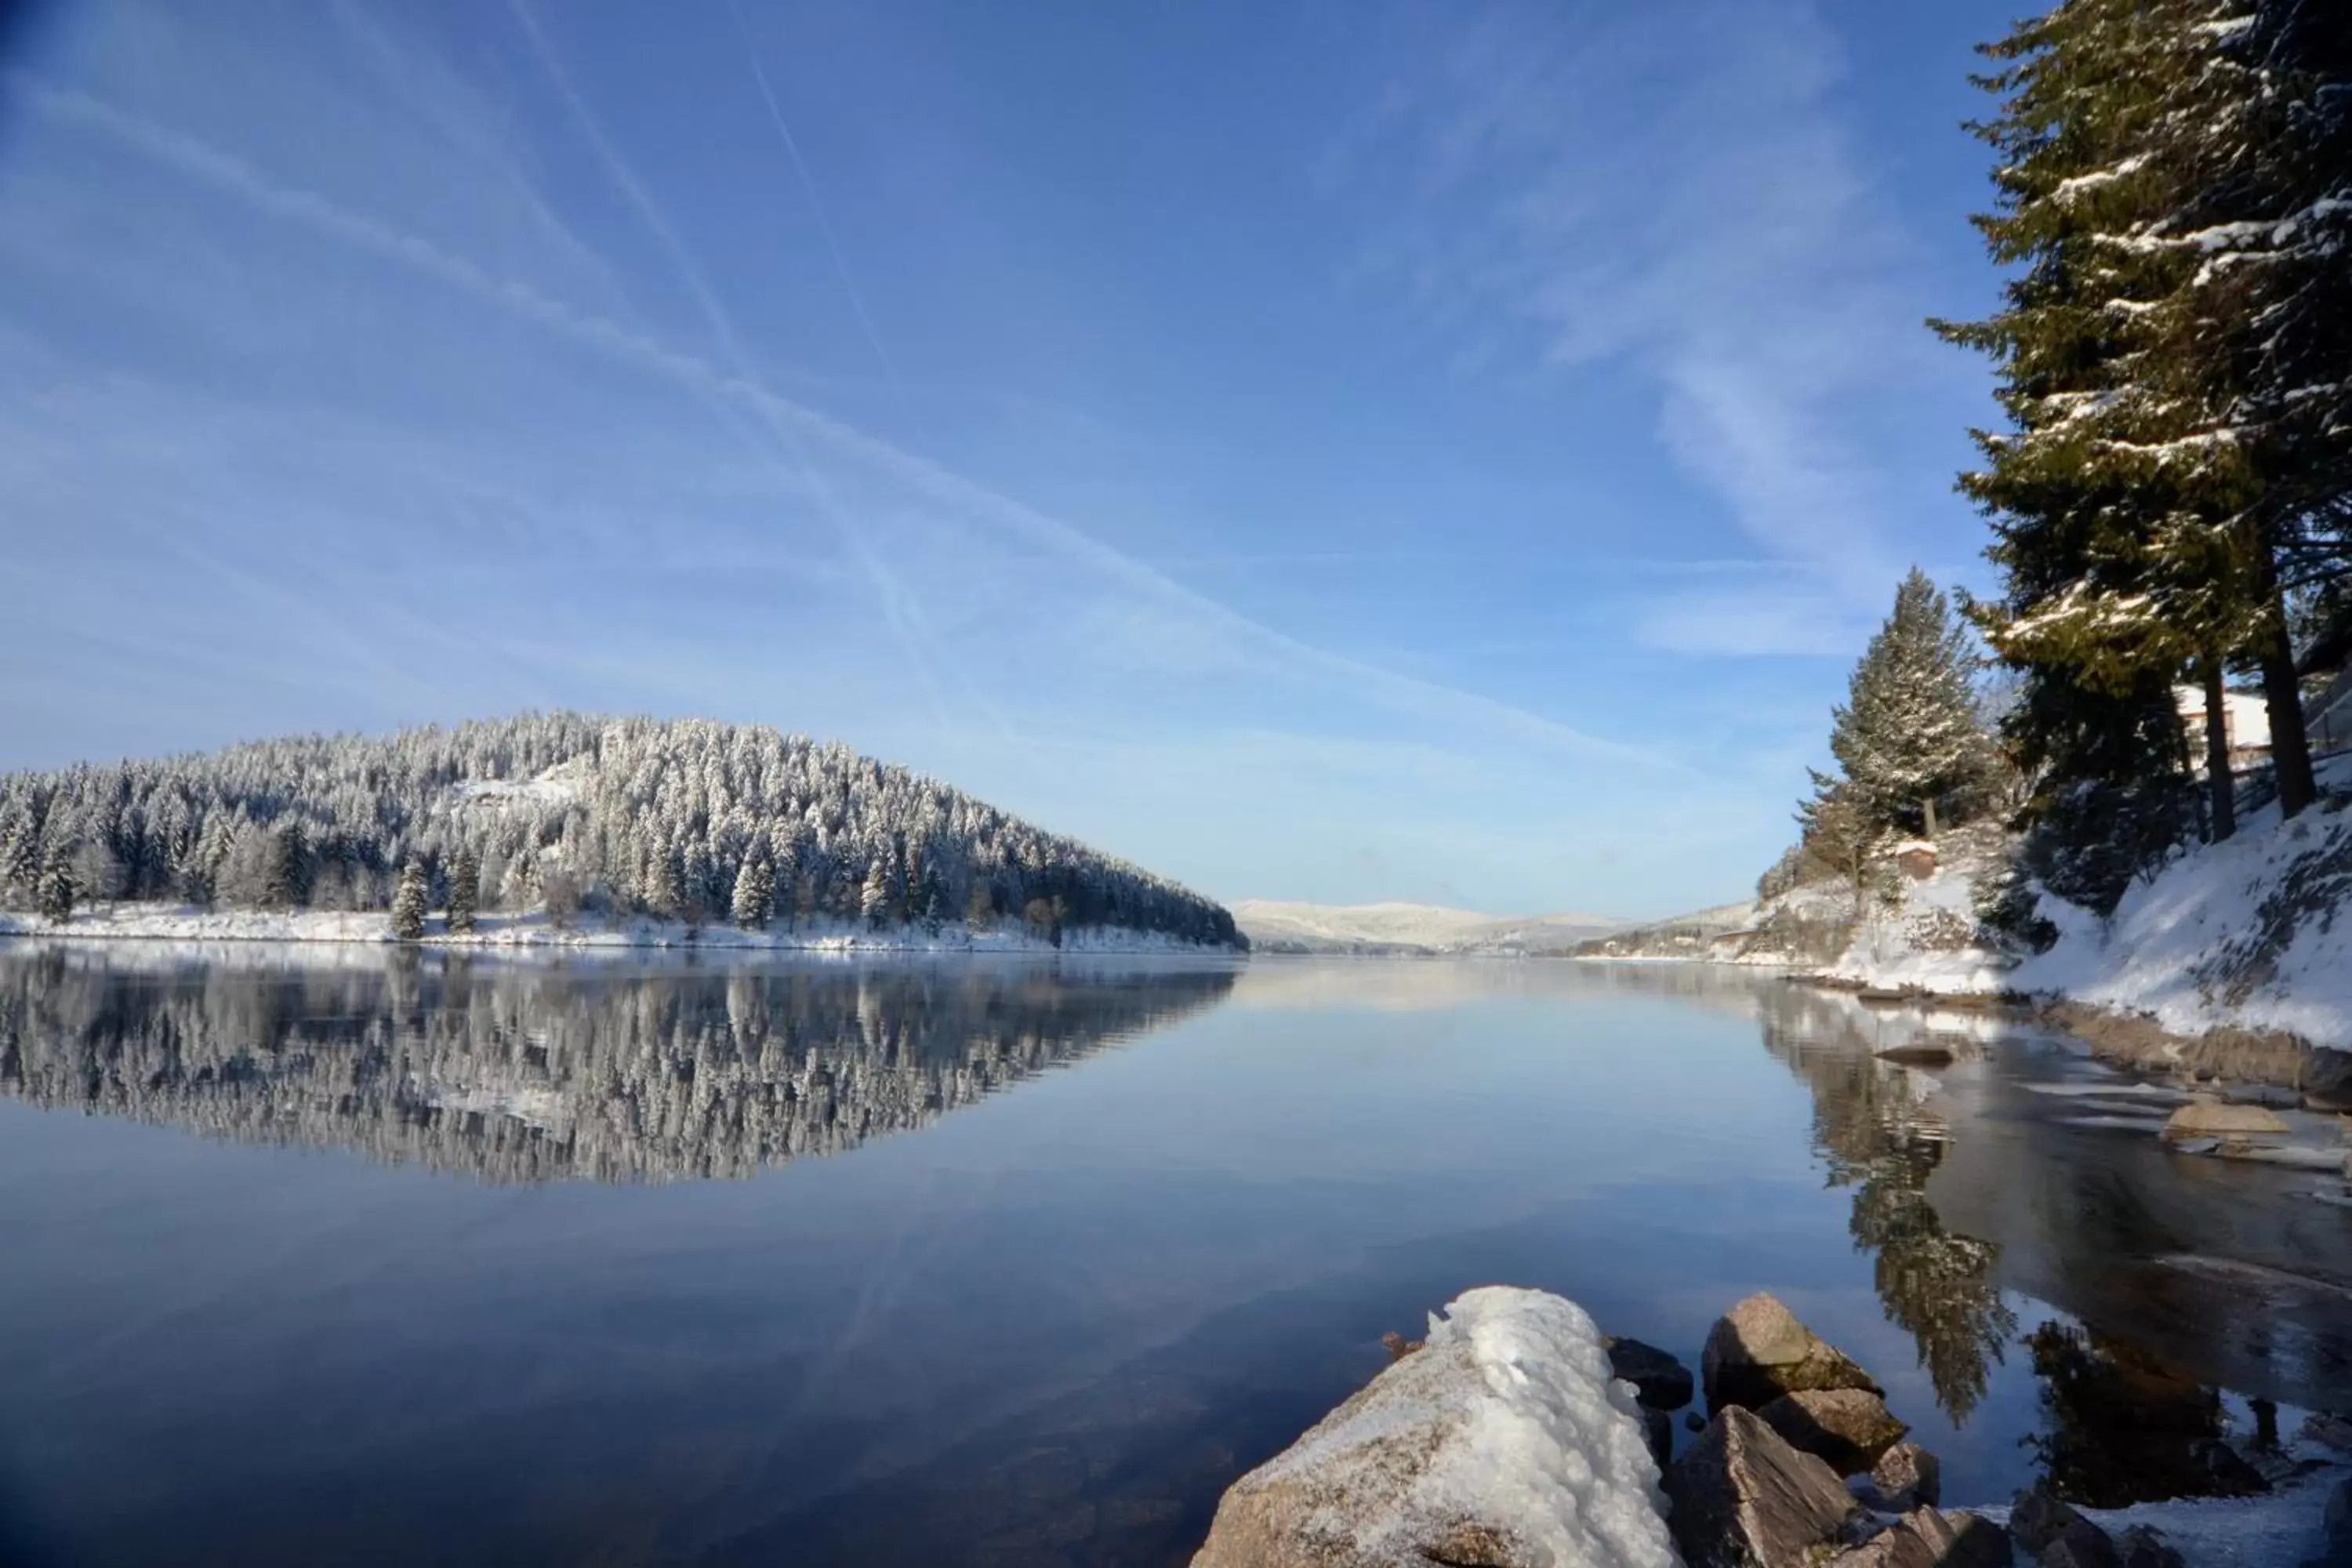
<box><xmin>0</xmin><ymin>950</ymin><xmax>1235</xmax><ymax>1185</ymax></box>
<box><xmin>1760</xmin><ymin>992</ymin><xmax>2016</xmax><ymax>1423</ymax></box>
<box><xmin>2024</xmin><ymin>1322</ymin><xmax>2242</xmax><ymax>1507</ymax></box>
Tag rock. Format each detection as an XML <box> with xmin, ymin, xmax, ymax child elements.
<box><xmin>1606</xmin><ymin>1336</ymin><xmax>1696</xmax><ymax>1410</ymax></box>
<box><xmin>1645</xmin><ymin>1406</ymin><xmax>1674</xmax><ymax>1472</ymax></box>
<box><xmin>2042</xmin><ymin>1533</ymin><xmax>2123</xmax><ymax>1568</ymax></box>
<box><xmin>2321</xmin><ymin>1476</ymin><xmax>2352</xmax><ymax>1563</ymax></box>
<box><xmin>1828</xmin><ymin>1508</ymin><xmax>2010</xmax><ymax>1566</ymax></box>
<box><xmin>1756</xmin><ymin>1388</ymin><xmax>1910</xmax><ymax>1475</ymax></box>
<box><xmin>1859</xmin><ymin>1443</ymin><xmax>1942</xmax><ymax>1512</ymax></box>
<box><xmin>2303</xmin><ymin>1047</ymin><xmax>2352</xmax><ymax>1113</ymax></box>
<box><xmin>2114</xmin><ymin>1524</ymin><xmax>2185</xmax><ymax>1568</ymax></box>
<box><xmin>1701</xmin><ymin>1292</ymin><xmax>1883</xmax><ymax>1413</ymax></box>
<box><xmin>1665</xmin><ymin>1405</ymin><xmax>1860</xmax><ymax>1568</ymax></box>
<box><xmin>1379</xmin><ymin>1330</ymin><xmax>1423</xmax><ymax>1362</ymax></box>
<box><xmin>2187</xmin><ymin>1437</ymin><xmax>2269</xmax><ymax>1496</ymax></box>
<box><xmin>1878</xmin><ymin>1044</ymin><xmax>1957</xmax><ymax>1068</ymax></box>
<box><xmin>2009</xmin><ymin>1490</ymin><xmax>2118</xmax><ymax>1568</ymax></box>
<box><xmin>1191</xmin><ymin>1287</ymin><xmax>1677</xmax><ymax>1568</ymax></box>
<box><xmin>2301</xmin><ymin>1413</ymin><xmax>2352</xmax><ymax>1454</ymax></box>
<box><xmin>1686</xmin><ymin>1411</ymin><xmax>1708</xmax><ymax>1433</ymax></box>
<box><xmin>2160</xmin><ymin>1099</ymin><xmax>2290</xmax><ymax>1148</ymax></box>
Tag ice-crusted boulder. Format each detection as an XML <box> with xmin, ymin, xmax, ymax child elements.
<box><xmin>1190</xmin><ymin>1287</ymin><xmax>1678</xmax><ymax>1568</ymax></box>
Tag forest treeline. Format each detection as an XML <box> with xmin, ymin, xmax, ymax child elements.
<box><xmin>0</xmin><ymin>714</ymin><xmax>1243</xmax><ymax>949</ymax></box>
<box><xmin>0</xmin><ymin>948</ymin><xmax>1238</xmax><ymax>1183</ymax></box>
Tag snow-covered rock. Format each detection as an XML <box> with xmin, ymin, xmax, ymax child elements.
<box><xmin>1189</xmin><ymin>1287</ymin><xmax>1676</xmax><ymax>1568</ymax></box>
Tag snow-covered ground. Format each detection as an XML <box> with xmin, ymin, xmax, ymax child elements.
<box><xmin>1823</xmin><ymin>855</ymin><xmax>2011</xmax><ymax>996</ymax></box>
<box><xmin>2012</xmin><ymin>778</ymin><xmax>2352</xmax><ymax>1046</ymax></box>
<box><xmin>0</xmin><ymin>904</ymin><xmax>1236</xmax><ymax>956</ymax></box>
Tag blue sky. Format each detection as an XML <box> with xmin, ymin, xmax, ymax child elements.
<box><xmin>0</xmin><ymin>0</ymin><xmax>2016</xmax><ymax>920</ymax></box>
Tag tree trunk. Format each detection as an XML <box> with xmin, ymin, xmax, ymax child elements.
<box><xmin>2258</xmin><ymin>612</ymin><xmax>2317</xmax><ymax>818</ymax></box>
<box><xmin>2201</xmin><ymin>658</ymin><xmax>2237</xmax><ymax>841</ymax></box>
<box><xmin>2252</xmin><ymin>537</ymin><xmax>2317</xmax><ymax>818</ymax></box>
<box><xmin>1922</xmin><ymin>797</ymin><xmax>1939</xmax><ymax>840</ymax></box>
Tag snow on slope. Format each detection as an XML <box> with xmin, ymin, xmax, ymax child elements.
<box><xmin>1231</xmin><ymin>901</ymin><xmax>1624</xmax><ymax>955</ymax></box>
<box><xmin>2011</xmin><ymin>760</ymin><xmax>2352</xmax><ymax>1046</ymax></box>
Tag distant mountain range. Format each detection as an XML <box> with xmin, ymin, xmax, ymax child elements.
<box><xmin>1230</xmin><ymin>900</ymin><xmax>1628</xmax><ymax>956</ymax></box>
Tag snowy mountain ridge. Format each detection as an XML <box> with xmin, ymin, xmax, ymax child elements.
<box><xmin>1232</xmin><ymin>899</ymin><xmax>1624</xmax><ymax>955</ymax></box>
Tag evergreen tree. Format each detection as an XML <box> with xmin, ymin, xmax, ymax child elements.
<box><xmin>860</xmin><ymin>857</ymin><xmax>894</xmax><ymax>930</ymax></box>
<box><xmin>390</xmin><ymin>858</ymin><xmax>429</xmax><ymax>942</ymax></box>
<box><xmin>260</xmin><ymin>818</ymin><xmax>307</xmax><ymax>909</ymax></box>
<box><xmin>732</xmin><ymin>856</ymin><xmax>774</xmax><ymax>931</ymax></box>
<box><xmin>36</xmin><ymin>843</ymin><xmax>75</xmax><ymax>924</ymax></box>
<box><xmin>447</xmin><ymin>845</ymin><xmax>481</xmax><ymax>935</ymax></box>
<box><xmin>1827</xmin><ymin>572</ymin><xmax>1991</xmax><ymax>837</ymax></box>
<box><xmin>1936</xmin><ymin>0</ymin><xmax>2352</xmax><ymax>822</ymax></box>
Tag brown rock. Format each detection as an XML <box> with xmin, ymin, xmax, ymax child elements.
<box><xmin>2161</xmin><ymin>1099</ymin><xmax>2289</xmax><ymax>1147</ymax></box>
<box><xmin>2009</xmin><ymin>1490</ymin><xmax>2118</xmax><ymax>1568</ymax></box>
<box><xmin>1379</xmin><ymin>1330</ymin><xmax>1423</xmax><ymax>1362</ymax></box>
<box><xmin>1702</xmin><ymin>1292</ymin><xmax>1883</xmax><ymax>1413</ymax></box>
<box><xmin>1828</xmin><ymin>1508</ymin><xmax>2011</xmax><ymax>1567</ymax></box>
<box><xmin>1756</xmin><ymin>1388</ymin><xmax>1910</xmax><ymax>1475</ymax></box>
<box><xmin>1666</xmin><ymin>1405</ymin><xmax>1861</xmax><ymax>1568</ymax></box>
<box><xmin>1864</xmin><ymin>1443</ymin><xmax>1942</xmax><ymax>1512</ymax></box>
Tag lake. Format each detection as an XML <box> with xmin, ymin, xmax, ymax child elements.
<box><xmin>0</xmin><ymin>945</ymin><xmax>2345</xmax><ymax>1566</ymax></box>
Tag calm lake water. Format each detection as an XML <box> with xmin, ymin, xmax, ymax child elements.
<box><xmin>1</xmin><ymin>946</ymin><xmax>2347</xmax><ymax>1566</ymax></box>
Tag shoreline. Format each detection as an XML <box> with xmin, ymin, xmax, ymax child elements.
<box><xmin>0</xmin><ymin>906</ymin><xmax>1246</xmax><ymax>959</ymax></box>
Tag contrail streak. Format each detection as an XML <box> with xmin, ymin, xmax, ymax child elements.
<box><xmin>721</xmin><ymin>0</ymin><xmax>919</xmax><ymax>429</ymax></box>
<box><xmin>8</xmin><ymin>73</ymin><xmax>1686</xmax><ymax>775</ymax></box>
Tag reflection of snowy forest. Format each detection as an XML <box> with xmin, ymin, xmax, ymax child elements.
<box><xmin>0</xmin><ymin>715</ymin><xmax>1241</xmax><ymax>948</ymax></box>
<box><xmin>0</xmin><ymin>949</ymin><xmax>1238</xmax><ymax>1183</ymax></box>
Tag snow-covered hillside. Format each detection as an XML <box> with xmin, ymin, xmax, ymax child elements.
<box><xmin>0</xmin><ymin>715</ymin><xmax>1244</xmax><ymax>951</ymax></box>
<box><xmin>2009</xmin><ymin>759</ymin><xmax>2352</xmax><ymax>1046</ymax></box>
<box><xmin>1806</xmin><ymin>757</ymin><xmax>2352</xmax><ymax>1049</ymax></box>
<box><xmin>1232</xmin><ymin>900</ymin><xmax>1622</xmax><ymax>956</ymax></box>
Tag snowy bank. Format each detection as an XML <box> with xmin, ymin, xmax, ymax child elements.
<box><xmin>1192</xmin><ymin>1288</ymin><xmax>1676</xmax><ymax>1568</ymax></box>
<box><xmin>2012</xmin><ymin>783</ymin><xmax>2352</xmax><ymax>1048</ymax></box>
<box><xmin>0</xmin><ymin>903</ymin><xmax>1240</xmax><ymax>956</ymax></box>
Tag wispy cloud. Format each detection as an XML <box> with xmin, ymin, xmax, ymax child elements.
<box><xmin>1329</xmin><ymin>0</ymin><xmax>1943</xmax><ymax>654</ymax></box>
<box><xmin>7</xmin><ymin>67</ymin><xmax>1682</xmax><ymax>775</ymax></box>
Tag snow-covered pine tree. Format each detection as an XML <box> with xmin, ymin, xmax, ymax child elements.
<box><xmin>859</xmin><ymin>855</ymin><xmax>894</xmax><ymax>931</ymax></box>
<box><xmin>261</xmin><ymin>819</ymin><xmax>307</xmax><ymax>909</ymax></box>
<box><xmin>1936</xmin><ymin>0</ymin><xmax>2351</xmax><ymax>822</ymax></box>
<box><xmin>1827</xmin><ymin>571</ymin><xmax>1991</xmax><ymax>838</ymax></box>
<box><xmin>36</xmin><ymin>842</ymin><xmax>75</xmax><ymax>924</ymax></box>
<box><xmin>390</xmin><ymin>858</ymin><xmax>429</xmax><ymax>942</ymax></box>
<box><xmin>731</xmin><ymin>856</ymin><xmax>774</xmax><ymax>931</ymax></box>
<box><xmin>447</xmin><ymin>845</ymin><xmax>480</xmax><ymax>935</ymax></box>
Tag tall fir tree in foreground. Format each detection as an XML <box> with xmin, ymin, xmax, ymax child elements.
<box><xmin>1936</xmin><ymin>0</ymin><xmax>2352</xmax><ymax>828</ymax></box>
<box><xmin>1825</xmin><ymin>571</ymin><xmax>1992</xmax><ymax>839</ymax></box>
<box><xmin>390</xmin><ymin>858</ymin><xmax>428</xmax><ymax>942</ymax></box>
<box><xmin>447</xmin><ymin>846</ymin><xmax>481</xmax><ymax>935</ymax></box>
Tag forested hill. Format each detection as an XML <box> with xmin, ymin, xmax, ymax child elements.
<box><xmin>0</xmin><ymin>715</ymin><xmax>1243</xmax><ymax>949</ymax></box>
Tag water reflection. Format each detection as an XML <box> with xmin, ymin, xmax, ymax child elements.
<box><xmin>1759</xmin><ymin>989</ymin><xmax>2016</xmax><ymax>1423</ymax></box>
<box><xmin>0</xmin><ymin>945</ymin><xmax>1238</xmax><ymax>1183</ymax></box>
